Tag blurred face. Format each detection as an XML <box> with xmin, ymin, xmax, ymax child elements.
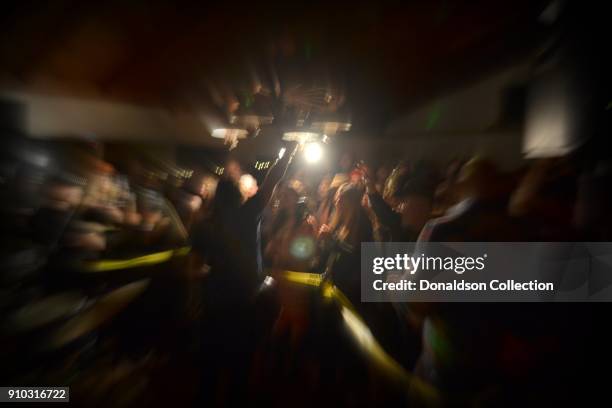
<box><xmin>239</xmin><ymin>174</ymin><xmax>258</xmax><ymax>200</ymax></box>
<box><xmin>201</xmin><ymin>177</ymin><xmax>218</xmax><ymax>200</ymax></box>
<box><xmin>349</xmin><ymin>169</ymin><xmax>363</xmax><ymax>184</ymax></box>
<box><xmin>188</xmin><ymin>195</ymin><xmax>203</xmax><ymax>211</ymax></box>
<box><xmin>198</xmin><ymin>182</ymin><xmax>207</xmax><ymax>198</ymax></box>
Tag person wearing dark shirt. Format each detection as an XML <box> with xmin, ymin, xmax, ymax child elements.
<box><xmin>192</xmin><ymin>142</ymin><xmax>297</xmax><ymax>405</ymax></box>
<box><xmin>192</xmin><ymin>142</ymin><xmax>298</xmax><ymax>304</ymax></box>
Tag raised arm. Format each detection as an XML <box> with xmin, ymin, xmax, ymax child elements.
<box><xmin>244</xmin><ymin>142</ymin><xmax>299</xmax><ymax>215</ymax></box>
<box><xmin>261</xmin><ymin>142</ymin><xmax>299</xmax><ymax>203</ymax></box>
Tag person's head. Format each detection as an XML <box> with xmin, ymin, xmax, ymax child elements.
<box><xmin>225</xmin><ymin>159</ymin><xmax>242</xmax><ymax>182</ymax></box>
<box><xmin>330</xmin><ymin>182</ymin><xmax>369</xmax><ymax>244</ymax></box>
<box><xmin>384</xmin><ymin>161</ymin><xmax>435</xmax><ymax>207</ymax></box>
<box><xmin>393</xmin><ymin>178</ymin><xmax>436</xmax><ymax>232</ymax></box>
<box><xmin>201</xmin><ymin>176</ymin><xmax>218</xmax><ymax>201</ymax></box>
<box><xmin>239</xmin><ymin>173</ymin><xmax>258</xmax><ymax>200</ymax></box>
<box><xmin>332</xmin><ymin>183</ymin><xmax>364</xmax><ymax>224</ymax></box>
<box><xmin>212</xmin><ymin>178</ymin><xmax>242</xmax><ymax>217</ymax></box>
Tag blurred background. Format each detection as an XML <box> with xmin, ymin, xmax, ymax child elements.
<box><xmin>0</xmin><ymin>1</ymin><xmax>609</xmax><ymax>406</ymax></box>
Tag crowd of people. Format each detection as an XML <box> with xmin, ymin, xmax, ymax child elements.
<box><xmin>186</xmin><ymin>142</ymin><xmax>603</xmax><ymax>404</ymax></box>
<box><xmin>1</xmin><ymin>134</ymin><xmax>607</xmax><ymax>405</ymax></box>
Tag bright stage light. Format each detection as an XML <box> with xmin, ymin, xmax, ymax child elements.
<box><xmin>278</xmin><ymin>147</ymin><xmax>286</xmax><ymax>159</ymax></box>
<box><xmin>304</xmin><ymin>142</ymin><xmax>323</xmax><ymax>164</ymax></box>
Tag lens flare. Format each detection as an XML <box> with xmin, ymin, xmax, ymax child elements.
<box><xmin>289</xmin><ymin>236</ymin><xmax>315</xmax><ymax>260</ymax></box>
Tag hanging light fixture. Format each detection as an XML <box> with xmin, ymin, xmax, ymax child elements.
<box><xmin>311</xmin><ymin>108</ymin><xmax>352</xmax><ymax>136</ymax></box>
<box><xmin>230</xmin><ymin>93</ymin><xmax>274</xmax><ymax>137</ymax></box>
<box><xmin>280</xmin><ymin>105</ymin><xmax>321</xmax><ymax>145</ymax></box>
<box><xmin>311</xmin><ymin>120</ymin><xmax>351</xmax><ymax>135</ymax></box>
<box><xmin>210</xmin><ymin>127</ymin><xmax>248</xmax><ymax>150</ymax></box>
<box><xmin>205</xmin><ymin>102</ymin><xmax>249</xmax><ymax>150</ymax></box>
<box><xmin>281</xmin><ymin>130</ymin><xmax>321</xmax><ymax>144</ymax></box>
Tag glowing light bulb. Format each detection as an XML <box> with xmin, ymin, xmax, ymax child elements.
<box><xmin>304</xmin><ymin>142</ymin><xmax>323</xmax><ymax>164</ymax></box>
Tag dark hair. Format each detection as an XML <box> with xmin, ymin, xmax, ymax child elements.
<box><xmin>212</xmin><ymin>179</ymin><xmax>242</xmax><ymax>217</ymax></box>
<box><xmin>330</xmin><ymin>183</ymin><xmax>371</xmax><ymax>246</ymax></box>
